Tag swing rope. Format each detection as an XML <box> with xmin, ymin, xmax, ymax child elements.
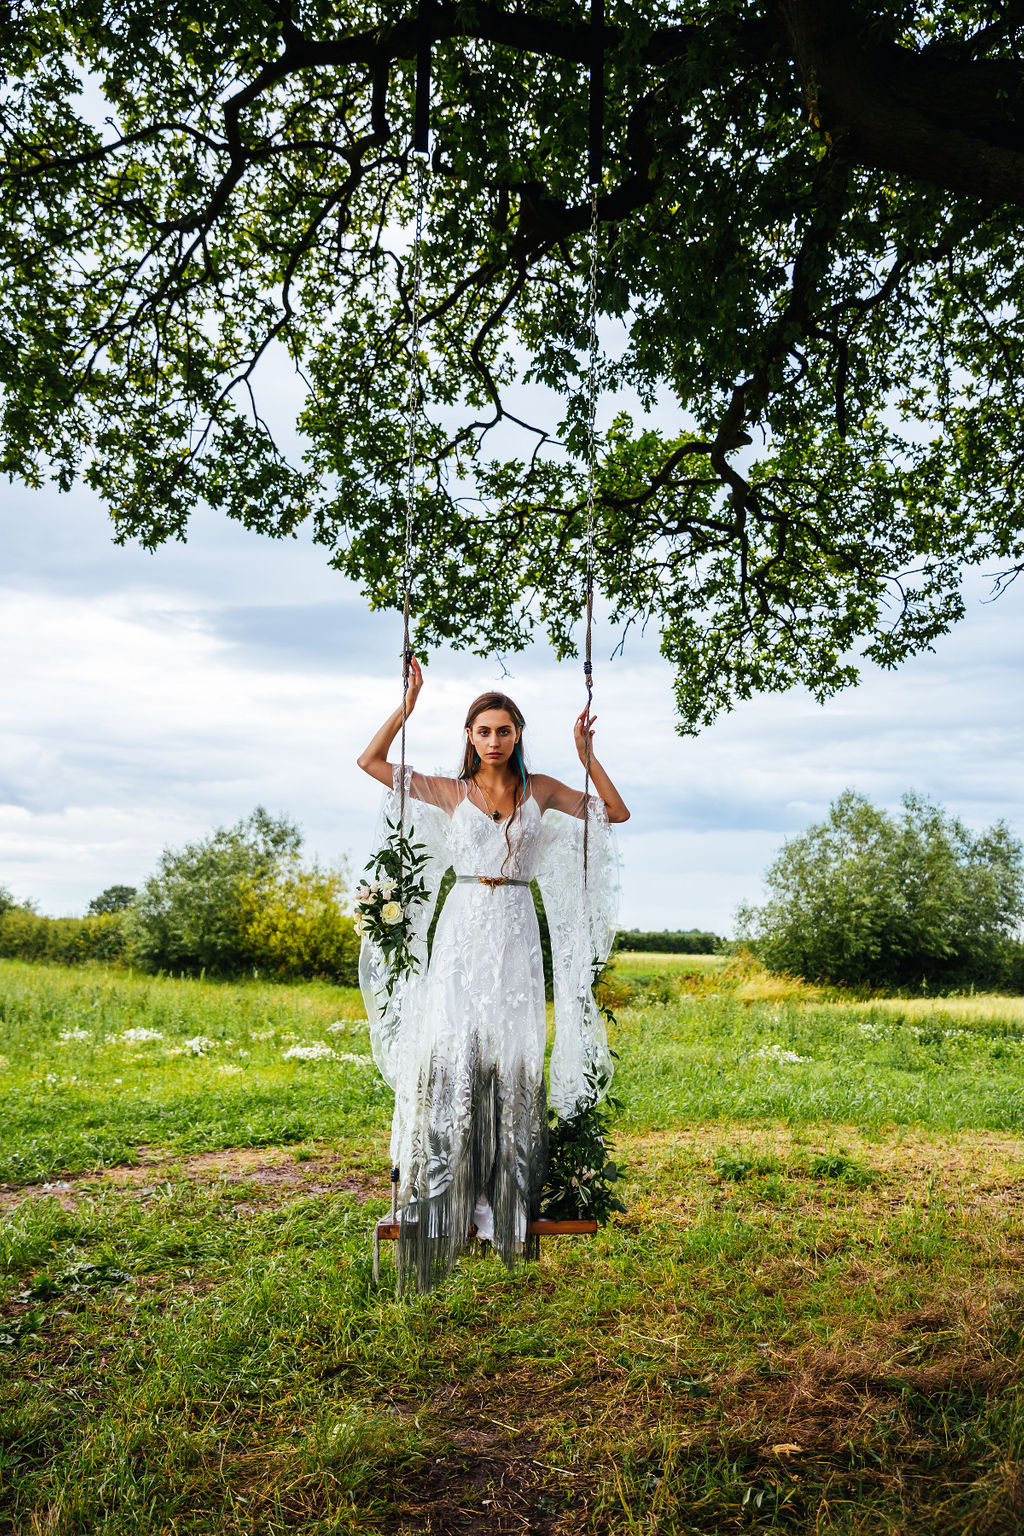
<box><xmin>398</xmin><ymin>154</ymin><xmax>427</xmax><ymax>845</ymax></box>
<box><xmin>581</xmin><ymin>180</ymin><xmax>600</xmax><ymax>884</ymax></box>
<box><xmin>582</xmin><ymin>0</ymin><xmax>604</xmax><ymax>885</ymax></box>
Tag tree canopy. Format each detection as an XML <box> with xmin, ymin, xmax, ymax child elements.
<box><xmin>737</xmin><ymin>789</ymin><xmax>1024</xmax><ymax>988</ymax></box>
<box><xmin>87</xmin><ymin>884</ymin><xmax>137</xmax><ymax>915</ymax></box>
<box><xmin>3</xmin><ymin>1</ymin><xmax>1024</xmax><ymax>725</ymax></box>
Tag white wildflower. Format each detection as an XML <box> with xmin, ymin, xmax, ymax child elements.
<box><xmin>326</xmin><ymin>1021</ymin><xmax>351</xmax><ymax>1034</ymax></box>
<box><xmin>283</xmin><ymin>1043</ymin><xmax>337</xmax><ymax>1062</ymax></box>
<box><xmin>336</xmin><ymin>1052</ymin><xmax>372</xmax><ymax>1066</ymax></box>
<box><xmin>182</xmin><ymin>1036</ymin><xmax>219</xmax><ymax>1056</ymax></box>
<box><xmin>119</xmin><ymin>1027</ymin><xmax>164</xmax><ymax>1045</ymax></box>
<box><xmin>58</xmin><ymin>1028</ymin><xmax>92</xmax><ymax>1044</ymax></box>
<box><xmin>217</xmin><ymin>1065</ymin><xmax>245</xmax><ymax>1076</ymax></box>
<box><xmin>237</xmin><ymin>1049</ymin><xmax>250</xmax><ymax>1058</ymax></box>
<box><xmin>752</xmin><ymin>1043</ymin><xmax>808</xmax><ymax>1065</ymax></box>
<box><xmin>252</xmin><ymin>1030</ymin><xmax>276</xmax><ymax>1042</ymax></box>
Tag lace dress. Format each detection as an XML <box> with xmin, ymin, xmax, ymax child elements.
<box><xmin>360</xmin><ymin>767</ymin><xmax>618</xmax><ymax>1292</ymax></box>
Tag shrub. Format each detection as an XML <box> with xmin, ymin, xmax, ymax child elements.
<box><xmin>737</xmin><ymin>790</ymin><xmax>1024</xmax><ymax>990</ymax></box>
<box><xmin>123</xmin><ymin>807</ymin><xmax>302</xmax><ymax>974</ymax></box>
<box><xmin>240</xmin><ymin>865</ymin><xmax>359</xmax><ymax>984</ymax></box>
<box><xmin>0</xmin><ymin>909</ymin><xmax>126</xmax><ymax>965</ymax></box>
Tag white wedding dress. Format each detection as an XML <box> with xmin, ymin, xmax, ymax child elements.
<box><xmin>360</xmin><ymin>766</ymin><xmax>618</xmax><ymax>1291</ymax></box>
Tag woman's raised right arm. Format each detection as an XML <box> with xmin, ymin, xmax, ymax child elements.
<box><xmin>356</xmin><ymin>658</ymin><xmax>424</xmax><ymax>788</ymax></box>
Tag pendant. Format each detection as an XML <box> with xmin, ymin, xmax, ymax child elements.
<box><xmin>492</xmin><ymin>811</ymin><xmax>501</xmax><ymax>822</ymax></box>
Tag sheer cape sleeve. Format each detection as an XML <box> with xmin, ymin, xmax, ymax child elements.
<box><xmin>359</xmin><ymin>765</ymin><xmax>454</xmax><ymax>1090</ymax></box>
<box><xmin>536</xmin><ymin>790</ymin><xmax>619</xmax><ymax>1119</ymax></box>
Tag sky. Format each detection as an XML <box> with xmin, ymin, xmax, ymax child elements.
<box><xmin>3</xmin><ymin>468</ymin><xmax>1024</xmax><ymax>934</ymax></box>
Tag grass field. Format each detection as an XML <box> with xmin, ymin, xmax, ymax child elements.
<box><xmin>3</xmin><ymin>955</ymin><xmax>1024</xmax><ymax>1533</ymax></box>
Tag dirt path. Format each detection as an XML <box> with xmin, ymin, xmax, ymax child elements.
<box><xmin>0</xmin><ymin>1144</ymin><xmax>386</xmax><ymax>1212</ymax></box>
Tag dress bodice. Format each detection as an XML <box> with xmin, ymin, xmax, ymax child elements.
<box><xmin>447</xmin><ymin>793</ymin><xmax>543</xmax><ymax>881</ymax></box>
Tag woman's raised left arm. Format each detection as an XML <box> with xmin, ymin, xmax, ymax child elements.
<box><xmin>535</xmin><ymin>711</ymin><xmax>630</xmax><ymax>823</ymax></box>
<box><xmin>574</xmin><ymin>709</ymin><xmax>630</xmax><ymax>822</ymax></box>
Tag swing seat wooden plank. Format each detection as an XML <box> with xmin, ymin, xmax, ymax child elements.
<box><xmin>374</xmin><ymin>1216</ymin><xmax>597</xmax><ymax>1240</ymax></box>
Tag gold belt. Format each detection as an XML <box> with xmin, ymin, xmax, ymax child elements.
<box><xmin>455</xmin><ymin>875</ymin><xmax>530</xmax><ymax>889</ymax></box>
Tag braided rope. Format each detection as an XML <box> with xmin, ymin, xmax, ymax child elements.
<box><xmin>582</xmin><ymin>182</ymin><xmax>599</xmax><ymax>885</ymax></box>
<box><xmin>399</xmin><ymin>156</ymin><xmax>427</xmax><ymax>840</ymax></box>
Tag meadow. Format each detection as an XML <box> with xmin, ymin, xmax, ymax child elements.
<box><xmin>2</xmin><ymin>954</ymin><xmax>1024</xmax><ymax>1534</ymax></box>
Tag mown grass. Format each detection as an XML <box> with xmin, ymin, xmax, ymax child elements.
<box><xmin>2</xmin><ymin>956</ymin><xmax>1024</xmax><ymax>1533</ymax></box>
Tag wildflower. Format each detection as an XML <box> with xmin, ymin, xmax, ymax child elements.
<box><xmin>326</xmin><ymin>1021</ymin><xmax>350</xmax><ymax>1034</ymax></box>
<box><xmin>381</xmin><ymin>900</ymin><xmax>403</xmax><ymax>925</ymax></box>
<box><xmin>182</xmin><ymin>1036</ymin><xmax>219</xmax><ymax>1056</ymax></box>
<box><xmin>118</xmin><ymin>1027</ymin><xmax>164</xmax><ymax>1045</ymax></box>
<box><xmin>283</xmin><ymin>1043</ymin><xmax>337</xmax><ymax>1062</ymax></box>
<box><xmin>58</xmin><ymin>1028</ymin><xmax>91</xmax><ymax>1044</ymax></box>
<box><xmin>217</xmin><ymin>1065</ymin><xmax>244</xmax><ymax>1076</ymax></box>
<box><xmin>336</xmin><ymin>1052</ymin><xmax>372</xmax><ymax>1066</ymax></box>
<box><xmin>752</xmin><ymin>1043</ymin><xmax>808</xmax><ymax>1065</ymax></box>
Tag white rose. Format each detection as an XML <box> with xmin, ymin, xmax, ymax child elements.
<box><xmin>381</xmin><ymin>900</ymin><xmax>404</xmax><ymax>925</ymax></box>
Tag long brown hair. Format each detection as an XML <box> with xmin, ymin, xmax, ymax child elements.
<box><xmin>460</xmin><ymin>692</ymin><xmax>528</xmax><ymax>872</ymax></box>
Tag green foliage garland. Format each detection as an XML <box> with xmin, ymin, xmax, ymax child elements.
<box><xmin>541</xmin><ymin>1069</ymin><xmax>625</xmax><ymax>1225</ymax></box>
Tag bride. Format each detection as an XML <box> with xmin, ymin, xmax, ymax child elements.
<box><xmin>357</xmin><ymin>659</ymin><xmax>629</xmax><ymax>1291</ymax></box>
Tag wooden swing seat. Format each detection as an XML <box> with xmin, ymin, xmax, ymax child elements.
<box><xmin>374</xmin><ymin>1216</ymin><xmax>598</xmax><ymax>1241</ymax></box>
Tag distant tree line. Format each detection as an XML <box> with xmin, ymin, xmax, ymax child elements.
<box><xmin>615</xmin><ymin>930</ymin><xmax>722</xmax><ymax>955</ymax></box>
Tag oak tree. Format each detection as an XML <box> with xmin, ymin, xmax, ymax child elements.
<box><xmin>3</xmin><ymin>1</ymin><xmax>1024</xmax><ymax>724</ymax></box>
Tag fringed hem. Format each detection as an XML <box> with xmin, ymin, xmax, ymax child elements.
<box><xmin>396</xmin><ymin>1057</ymin><xmax>547</xmax><ymax>1294</ymax></box>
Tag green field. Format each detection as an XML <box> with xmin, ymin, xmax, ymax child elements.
<box><xmin>3</xmin><ymin>955</ymin><xmax>1024</xmax><ymax>1533</ymax></box>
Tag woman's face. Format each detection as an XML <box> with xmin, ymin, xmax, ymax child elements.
<box><xmin>468</xmin><ymin>709</ymin><xmax>520</xmax><ymax>769</ymax></box>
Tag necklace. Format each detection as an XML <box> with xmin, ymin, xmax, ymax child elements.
<box><xmin>475</xmin><ymin>780</ymin><xmax>504</xmax><ymax>822</ymax></box>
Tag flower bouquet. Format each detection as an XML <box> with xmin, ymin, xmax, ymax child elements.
<box><xmin>354</xmin><ymin>817</ymin><xmax>430</xmax><ymax>1000</ymax></box>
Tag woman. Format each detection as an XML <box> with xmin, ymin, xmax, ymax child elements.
<box><xmin>357</xmin><ymin>659</ymin><xmax>629</xmax><ymax>1291</ymax></box>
